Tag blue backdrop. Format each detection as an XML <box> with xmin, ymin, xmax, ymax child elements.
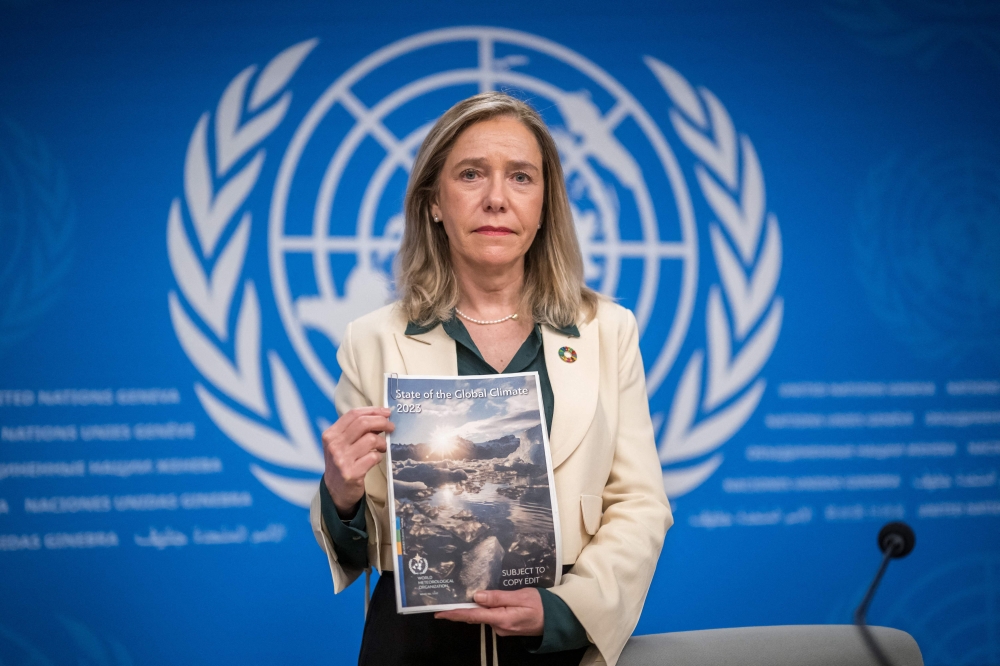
<box><xmin>2</xmin><ymin>1</ymin><xmax>999</xmax><ymax>664</ymax></box>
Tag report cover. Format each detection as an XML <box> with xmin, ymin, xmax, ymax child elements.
<box><xmin>384</xmin><ymin>372</ymin><xmax>562</xmax><ymax>613</ymax></box>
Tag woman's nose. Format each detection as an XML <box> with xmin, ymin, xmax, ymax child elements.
<box><xmin>483</xmin><ymin>175</ymin><xmax>507</xmax><ymax>213</ymax></box>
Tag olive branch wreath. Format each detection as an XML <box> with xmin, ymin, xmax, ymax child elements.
<box><xmin>167</xmin><ymin>40</ymin><xmax>324</xmax><ymax>507</ymax></box>
<box><xmin>0</xmin><ymin>119</ymin><xmax>75</xmax><ymax>352</ymax></box>
<box><xmin>167</xmin><ymin>42</ymin><xmax>782</xmax><ymax>508</ymax></box>
<box><xmin>646</xmin><ymin>58</ymin><xmax>783</xmax><ymax>498</ymax></box>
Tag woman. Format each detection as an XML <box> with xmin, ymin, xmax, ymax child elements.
<box><xmin>310</xmin><ymin>91</ymin><xmax>672</xmax><ymax>666</ymax></box>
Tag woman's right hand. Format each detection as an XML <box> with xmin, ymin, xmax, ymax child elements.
<box><xmin>322</xmin><ymin>406</ymin><xmax>394</xmax><ymax>516</ymax></box>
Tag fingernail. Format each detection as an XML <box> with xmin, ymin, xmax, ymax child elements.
<box><xmin>473</xmin><ymin>592</ymin><xmax>486</xmax><ymax>603</ymax></box>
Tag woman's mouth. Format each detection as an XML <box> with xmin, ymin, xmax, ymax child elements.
<box><xmin>473</xmin><ymin>226</ymin><xmax>514</xmax><ymax>236</ymax></box>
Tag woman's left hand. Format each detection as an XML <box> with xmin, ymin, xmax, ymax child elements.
<box><xmin>435</xmin><ymin>588</ymin><xmax>544</xmax><ymax>636</ymax></box>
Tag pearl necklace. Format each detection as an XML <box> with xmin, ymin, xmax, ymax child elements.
<box><xmin>455</xmin><ymin>308</ymin><xmax>519</xmax><ymax>325</ymax></box>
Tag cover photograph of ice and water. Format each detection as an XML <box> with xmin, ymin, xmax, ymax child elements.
<box><xmin>387</xmin><ymin>374</ymin><xmax>559</xmax><ymax>610</ymax></box>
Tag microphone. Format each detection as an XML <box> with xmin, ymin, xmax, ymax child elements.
<box><xmin>854</xmin><ymin>521</ymin><xmax>916</xmax><ymax>666</ymax></box>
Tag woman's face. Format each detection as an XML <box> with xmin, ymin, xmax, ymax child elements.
<box><xmin>431</xmin><ymin>116</ymin><xmax>545</xmax><ymax>274</ymax></box>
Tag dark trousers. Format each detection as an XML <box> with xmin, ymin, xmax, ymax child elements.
<box><xmin>358</xmin><ymin>574</ymin><xmax>589</xmax><ymax>665</ymax></box>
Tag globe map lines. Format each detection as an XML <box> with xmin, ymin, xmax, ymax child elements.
<box><xmin>269</xmin><ymin>30</ymin><xmax>698</xmax><ymax>405</ymax></box>
<box><xmin>278</xmin><ymin>71</ymin><xmax>688</xmax><ymax>329</ymax></box>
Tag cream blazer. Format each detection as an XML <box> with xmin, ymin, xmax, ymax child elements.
<box><xmin>310</xmin><ymin>299</ymin><xmax>673</xmax><ymax>666</ymax></box>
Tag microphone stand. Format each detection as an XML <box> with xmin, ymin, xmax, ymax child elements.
<box><xmin>853</xmin><ymin>522</ymin><xmax>915</xmax><ymax>666</ymax></box>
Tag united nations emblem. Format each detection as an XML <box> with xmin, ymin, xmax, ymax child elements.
<box><xmin>0</xmin><ymin>119</ymin><xmax>74</xmax><ymax>354</ymax></box>
<box><xmin>166</xmin><ymin>27</ymin><xmax>783</xmax><ymax>507</ymax></box>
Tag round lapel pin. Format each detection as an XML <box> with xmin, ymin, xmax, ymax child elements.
<box><xmin>558</xmin><ymin>346</ymin><xmax>577</xmax><ymax>363</ymax></box>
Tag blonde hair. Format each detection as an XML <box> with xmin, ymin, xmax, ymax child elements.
<box><xmin>395</xmin><ymin>91</ymin><xmax>599</xmax><ymax>329</ymax></box>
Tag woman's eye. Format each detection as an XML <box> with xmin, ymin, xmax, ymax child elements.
<box><xmin>462</xmin><ymin>169</ymin><xmax>477</xmax><ymax>180</ymax></box>
<box><xmin>513</xmin><ymin>172</ymin><xmax>530</xmax><ymax>183</ymax></box>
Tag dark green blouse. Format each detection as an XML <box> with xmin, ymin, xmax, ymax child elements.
<box><xmin>319</xmin><ymin>316</ymin><xmax>589</xmax><ymax>653</ymax></box>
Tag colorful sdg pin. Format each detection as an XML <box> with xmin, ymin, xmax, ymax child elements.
<box><xmin>558</xmin><ymin>346</ymin><xmax>577</xmax><ymax>363</ymax></box>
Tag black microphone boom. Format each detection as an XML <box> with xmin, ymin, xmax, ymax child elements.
<box><xmin>854</xmin><ymin>522</ymin><xmax>916</xmax><ymax>666</ymax></box>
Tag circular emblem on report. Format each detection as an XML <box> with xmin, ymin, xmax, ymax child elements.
<box><xmin>408</xmin><ymin>554</ymin><xmax>429</xmax><ymax>576</ymax></box>
<box><xmin>166</xmin><ymin>27</ymin><xmax>784</xmax><ymax>508</ymax></box>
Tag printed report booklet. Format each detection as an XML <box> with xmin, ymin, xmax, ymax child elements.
<box><xmin>383</xmin><ymin>372</ymin><xmax>562</xmax><ymax>613</ymax></box>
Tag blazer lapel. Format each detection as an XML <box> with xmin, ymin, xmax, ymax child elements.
<box><xmin>392</xmin><ymin>325</ymin><xmax>458</xmax><ymax>376</ymax></box>
<box><xmin>543</xmin><ymin>317</ymin><xmax>600</xmax><ymax>469</ymax></box>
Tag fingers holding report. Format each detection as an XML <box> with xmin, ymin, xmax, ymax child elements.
<box><xmin>322</xmin><ymin>407</ymin><xmax>394</xmax><ymax>515</ymax></box>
